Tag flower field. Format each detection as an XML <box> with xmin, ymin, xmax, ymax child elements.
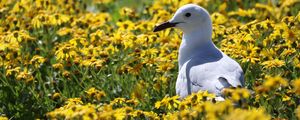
<box><xmin>0</xmin><ymin>0</ymin><xmax>300</xmax><ymax>119</ymax></box>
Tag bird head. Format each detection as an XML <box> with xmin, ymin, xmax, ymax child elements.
<box><xmin>153</xmin><ymin>4</ymin><xmax>212</xmax><ymax>34</ymax></box>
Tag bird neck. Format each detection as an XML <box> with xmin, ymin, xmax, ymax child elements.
<box><xmin>178</xmin><ymin>29</ymin><xmax>218</xmax><ymax>69</ymax></box>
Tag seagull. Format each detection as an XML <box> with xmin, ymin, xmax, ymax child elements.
<box><xmin>153</xmin><ymin>4</ymin><xmax>244</xmax><ymax>100</ymax></box>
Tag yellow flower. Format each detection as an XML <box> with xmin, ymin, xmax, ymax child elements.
<box><xmin>211</xmin><ymin>12</ymin><xmax>227</xmax><ymax>24</ymax></box>
<box><xmin>255</xmin><ymin>3</ymin><xmax>278</xmax><ymax>19</ymax></box>
<box><xmin>31</xmin><ymin>14</ymin><xmax>48</xmax><ymax>29</ymax></box>
<box><xmin>155</xmin><ymin>62</ymin><xmax>174</xmax><ymax>73</ymax></box>
<box><xmin>89</xmin><ymin>30</ymin><xmax>106</xmax><ymax>43</ymax></box>
<box><xmin>135</xmin><ymin>21</ymin><xmax>155</xmax><ymax>32</ymax></box>
<box><xmin>52</xmin><ymin>92</ymin><xmax>61</xmax><ymax>100</ymax></box>
<box><xmin>282</xmin><ymin>94</ymin><xmax>291</xmax><ymax>102</ymax></box>
<box><xmin>218</xmin><ymin>3</ymin><xmax>227</xmax><ymax>12</ymax></box>
<box><xmin>30</xmin><ymin>55</ymin><xmax>46</xmax><ymax>68</ymax></box>
<box><xmin>260</xmin><ymin>48</ymin><xmax>277</xmax><ymax>60</ymax></box>
<box><xmin>0</xmin><ymin>116</ymin><xmax>8</xmax><ymax>120</ymax></box>
<box><xmin>66</xmin><ymin>98</ymin><xmax>83</xmax><ymax>106</ymax></box>
<box><xmin>81</xmin><ymin>58</ymin><xmax>105</xmax><ymax>69</ymax></box>
<box><xmin>257</xmin><ymin>75</ymin><xmax>288</xmax><ymax>92</ymax></box>
<box><xmin>241</xmin><ymin>44</ymin><xmax>260</xmax><ymax>64</ymax></box>
<box><xmin>5</xmin><ymin>30</ymin><xmax>35</xmax><ymax>42</ymax></box>
<box><xmin>293</xmin><ymin>56</ymin><xmax>300</xmax><ymax>68</ymax></box>
<box><xmin>223</xmin><ymin>88</ymin><xmax>250</xmax><ymax>101</ymax></box>
<box><xmin>110</xmin><ymin>98</ymin><xmax>126</xmax><ymax>106</ymax></box>
<box><xmin>296</xmin><ymin>106</ymin><xmax>300</xmax><ymax>119</ymax></box>
<box><xmin>57</xmin><ymin>27</ymin><xmax>73</xmax><ymax>36</ymax></box>
<box><xmin>47</xmin><ymin>103</ymin><xmax>97</xmax><ymax>120</ymax></box>
<box><xmin>119</xmin><ymin>7</ymin><xmax>136</xmax><ymax>18</ymax></box>
<box><xmin>104</xmin><ymin>44</ymin><xmax>119</xmax><ymax>54</ymax></box>
<box><xmin>69</xmin><ymin>37</ymin><xmax>88</xmax><ymax>47</ymax></box>
<box><xmin>125</xmin><ymin>99</ymin><xmax>139</xmax><ymax>106</ymax></box>
<box><xmin>140</xmin><ymin>48</ymin><xmax>158</xmax><ymax>57</ymax></box>
<box><xmin>85</xmin><ymin>87</ymin><xmax>106</xmax><ymax>101</ymax></box>
<box><xmin>261</xmin><ymin>59</ymin><xmax>285</xmax><ymax>69</ymax></box>
<box><xmin>183</xmin><ymin>91</ymin><xmax>216</xmax><ymax>105</ymax></box>
<box><xmin>155</xmin><ymin>95</ymin><xmax>180</xmax><ymax>110</ymax></box>
<box><xmin>281</xmin><ymin>0</ymin><xmax>300</xmax><ymax>7</ymax></box>
<box><xmin>224</xmin><ymin>108</ymin><xmax>271</xmax><ymax>120</ymax></box>
<box><xmin>52</xmin><ymin>63</ymin><xmax>63</xmax><ymax>70</ymax></box>
<box><xmin>293</xmin><ymin>78</ymin><xmax>300</xmax><ymax>95</ymax></box>
<box><xmin>259</xmin><ymin>19</ymin><xmax>274</xmax><ymax>30</ymax></box>
<box><xmin>228</xmin><ymin>8</ymin><xmax>256</xmax><ymax>17</ymax></box>
<box><xmin>16</xmin><ymin>68</ymin><xmax>34</xmax><ymax>83</ymax></box>
<box><xmin>62</xmin><ymin>70</ymin><xmax>71</xmax><ymax>78</ymax></box>
<box><xmin>49</xmin><ymin>14</ymin><xmax>70</xmax><ymax>26</ymax></box>
<box><xmin>140</xmin><ymin>111</ymin><xmax>159</xmax><ymax>120</ymax></box>
<box><xmin>5</xmin><ymin>67</ymin><xmax>20</xmax><ymax>76</ymax></box>
<box><xmin>116</xmin><ymin>20</ymin><xmax>135</xmax><ymax>31</ymax></box>
<box><xmin>93</xmin><ymin>0</ymin><xmax>112</xmax><ymax>4</ymax></box>
<box><xmin>151</xmin><ymin>9</ymin><xmax>171</xmax><ymax>23</ymax></box>
<box><xmin>55</xmin><ymin>43</ymin><xmax>78</xmax><ymax>61</ymax></box>
<box><xmin>154</xmin><ymin>101</ymin><xmax>161</xmax><ymax>109</ymax></box>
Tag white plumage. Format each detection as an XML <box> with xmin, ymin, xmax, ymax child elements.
<box><xmin>154</xmin><ymin>4</ymin><xmax>244</xmax><ymax>100</ymax></box>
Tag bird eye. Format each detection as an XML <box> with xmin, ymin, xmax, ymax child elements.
<box><xmin>185</xmin><ymin>13</ymin><xmax>191</xmax><ymax>17</ymax></box>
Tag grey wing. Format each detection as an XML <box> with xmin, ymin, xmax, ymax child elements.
<box><xmin>219</xmin><ymin>65</ymin><xmax>244</xmax><ymax>87</ymax></box>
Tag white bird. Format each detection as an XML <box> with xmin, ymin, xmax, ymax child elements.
<box><xmin>154</xmin><ymin>4</ymin><xmax>244</xmax><ymax>100</ymax></box>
